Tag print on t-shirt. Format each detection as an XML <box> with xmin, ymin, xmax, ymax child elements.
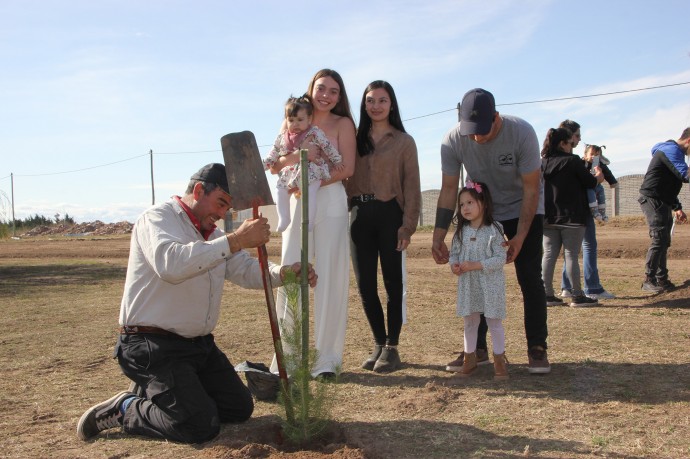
<box><xmin>498</xmin><ymin>153</ymin><xmax>514</xmax><ymax>167</ymax></box>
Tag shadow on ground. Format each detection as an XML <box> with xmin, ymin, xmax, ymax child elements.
<box><xmin>340</xmin><ymin>360</ymin><xmax>690</xmax><ymax>405</ymax></box>
<box><xmin>0</xmin><ymin>263</ymin><xmax>126</xmax><ymax>296</ymax></box>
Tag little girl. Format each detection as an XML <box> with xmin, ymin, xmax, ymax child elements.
<box><xmin>448</xmin><ymin>180</ymin><xmax>509</xmax><ymax>380</ymax></box>
<box><xmin>583</xmin><ymin>144</ymin><xmax>618</xmax><ymax>222</ymax></box>
<box><xmin>263</xmin><ymin>95</ymin><xmax>343</xmax><ymax>232</ymax></box>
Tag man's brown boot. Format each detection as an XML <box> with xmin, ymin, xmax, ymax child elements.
<box><xmin>493</xmin><ymin>353</ymin><xmax>509</xmax><ymax>380</ymax></box>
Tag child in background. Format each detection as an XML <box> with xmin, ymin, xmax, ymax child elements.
<box><xmin>263</xmin><ymin>95</ymin><xmax>343</xmax><ymax>232</ymax></box>
<box><xmin>448</xmin><ymin>180</ymin><xmax>509</xmax><ymax>380</ymax></box>
<box><xmin>584</xmin><ymin>144</ymin><xmax>618</xmax><ymax>222</ymax></box>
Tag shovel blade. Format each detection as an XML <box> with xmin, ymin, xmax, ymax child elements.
<box><xmin>221</xmin><ymin>131</ymin><xmax>274</xmax><ymax>211</ymax></box>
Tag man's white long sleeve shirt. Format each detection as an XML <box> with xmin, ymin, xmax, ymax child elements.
<box><xmin>119</xmin><ymin>199</ymin><xmax>282</xmax><ymax>338</ymax></box>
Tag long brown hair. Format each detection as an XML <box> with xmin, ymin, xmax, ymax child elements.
<box><xmin>306</xmin><ymin>69</ymin><xmax>354</xmax><ymax>123</ymax></box>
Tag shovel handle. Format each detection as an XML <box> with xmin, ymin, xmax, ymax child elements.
<box><xmin>252</xmin><ymin>206</ymin><xmax>293</xmax><ymax>420</ymax></box>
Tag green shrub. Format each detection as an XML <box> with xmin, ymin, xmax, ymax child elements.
<box><xmin>0</xmin><ymin>222</ymin><xmax>9</xmax><ymax>239</ymax></box>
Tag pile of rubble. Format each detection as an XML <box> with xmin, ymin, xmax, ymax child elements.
<box><xmin>21</xmin><ymin>220</ymin><xmax>133</xmax><ymax>237</ymax></box>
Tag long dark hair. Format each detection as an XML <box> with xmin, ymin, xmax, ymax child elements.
<box><xmin>451</xmin><ymin>181</ymin><xmax>503</xmax><ymax>245</ymax></box>
<box><xmin>306</xmin><ymin>69</ymin><xmax>354</xmax><ymax>123</ymax></box>
<box><xmin>356</xmin><ymin>80</ymin><xmax>405</xmax><ymax>157</ymax></box>
<box><xmin>541</xmin><ymin>127</ymin><xmax>573</xmax><ymax>158</ymax></box>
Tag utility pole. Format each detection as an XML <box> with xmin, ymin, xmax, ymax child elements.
<box><xmin>149</xmin><ymin>149</ymin><xmax>155</xmax><ymax>205</ymax></box>
<box><xmin>10</xmin><ymin>173</ymin><xmax>15</xmax><ymax>237</ymax></box>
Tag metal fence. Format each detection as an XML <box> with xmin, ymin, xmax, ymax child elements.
<box><xmin>418</xmin><ymin>174</ymin><xmax>690</xmax><ymax>226</ymax></box>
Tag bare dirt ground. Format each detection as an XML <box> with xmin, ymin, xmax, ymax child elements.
<box><xmin>1</xmin><ymin>217</ymin><xmax>689</xmax><ymax>458</ymax></box>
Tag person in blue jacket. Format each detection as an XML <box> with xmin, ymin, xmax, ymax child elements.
<box><xmin>638</xmin><ymin>128</ymin><xmax>690</xmax><ymax>292</ymax></box>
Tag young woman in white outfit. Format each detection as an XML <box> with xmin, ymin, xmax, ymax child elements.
<box><xmin>267</xmin><ymin>69</ymin><xmax>356</xmax><ymax>379</ymax></box>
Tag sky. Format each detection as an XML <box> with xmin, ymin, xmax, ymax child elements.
<box><xmin>1</xmin><ymin>0</ymin><xmax>689</xmax><ymax>224</ymax></box>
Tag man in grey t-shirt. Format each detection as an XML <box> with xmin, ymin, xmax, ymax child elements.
<box><xmin>432</xmin><ymin>88</ymin><xmax>550</xmax><ymax>374</ymax></box>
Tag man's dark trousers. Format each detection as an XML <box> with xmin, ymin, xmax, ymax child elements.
<box><xmin>116</xmin><ymin>333</ymin><xmax>253</xmax><ymax>443</ymax></box>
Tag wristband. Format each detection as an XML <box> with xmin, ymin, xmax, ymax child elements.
<box><xmin>435</xmin><ymin>207</ymin><xmax>454</xmax><ymax>230</ymax></box>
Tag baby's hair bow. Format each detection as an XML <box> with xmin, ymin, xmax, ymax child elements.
<box><xmin>465</xmin><ymin>180</ymin><xmax>482</xmax><ymax>193</ymax></box>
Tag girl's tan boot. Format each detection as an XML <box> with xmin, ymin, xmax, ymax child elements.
<box><xmin>493</xmin><ymin>353</ymin><xmax>509</xmax><ymax>380</ymax></box>
<box><xmin>458</xmin><ymin>351</ymin><xmax>477</xmax><ymax>377</ymax></box>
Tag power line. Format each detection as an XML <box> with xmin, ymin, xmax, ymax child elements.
<box><xmin>498</xmin><ymin>81</ymin><xmax>690</xmax><ymax>106</ymax></box>
<box><xmin>6</xmin><ymin>80</ymin><xmax>690</xmax><ymax>175</ymax></box>
<box><xmin>156</xmin><ymin>79</ymin><xmax>690</xmax><ymax>147</ymax></box>
<box><xmin>404</xmin><ymin>108</ymin><xmax>457</xmax><ymax>121</ymax></box>
<box><xmin>155</xmin><ymin>149</ymin><xmax>220</xmax><ymax>155</ymax></box>
<box><xmin>14</xmin><ymin>153</ymin><xmax>148</xmax><ymax>177</ymax></box>
<box><xmin>403</xmin><ymin>80</ymin><xmax>690</xmax><ymax>121</ymax></box>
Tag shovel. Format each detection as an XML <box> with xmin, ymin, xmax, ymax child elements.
<box><xmin>221</xmin><ymin>131</ymin><xmax>294</xmax><ymax>422</ymax></box>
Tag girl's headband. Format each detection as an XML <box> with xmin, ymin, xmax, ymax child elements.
<box><xmin>465</xmin><ymin>179</ymin><xmax>482</xmax><ymax>193</ymax></box>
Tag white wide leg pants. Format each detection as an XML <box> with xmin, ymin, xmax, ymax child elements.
<box><xmin>270</xmin><ymin>182</ymin><xmax>350</xmax><ymax>376</ymax></box>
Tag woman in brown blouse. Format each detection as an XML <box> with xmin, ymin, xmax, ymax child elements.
<box><xmin>347</xmin><ymin>80</ymin><xmax>421</xmax><ymax>373</ymax></box>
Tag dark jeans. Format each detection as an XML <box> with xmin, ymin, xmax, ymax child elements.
<box><xmin>350</xmin><ymin>199</ymin><xmax>404</xmax><ymax>346</ymax></box>
<box><xmin>476</xmin><ymin>215</ymin><xmax>548</xmax><ymax>351</ymax></box>
<box><xmin>639</xmin><ymin>195</ymin><xmax>673</xmax><ymax>281</ymax></box>
<box><xmin>116</xmin><ymin>333</ymin><xmax>253</xmax><ymax>444</ymax></box>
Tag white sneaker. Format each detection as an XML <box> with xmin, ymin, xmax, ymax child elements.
<box><xmin>586</xmin><ymin>290</ymin><xmax>616</xmax><ymax>300</ymax></box>
<box><xmin>560</xmin><ymin>289</ymin><xmax>573</xmax><ymax>298</ymax></box>
<box><xmin>598</xmin><ymin>206</ymin><xmax>609</xmax><ymax>222</ymax></box>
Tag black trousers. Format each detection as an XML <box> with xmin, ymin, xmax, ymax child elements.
<box><xmin>639</xmin><ymin>195</ymin><xmax>673</xmax><ymax>281</ymax></box>
<box><xmin>476</xmin><ymin>216</ymin><xmax>548</xmax><ymax>351</ymax></box>
<box><xmin>115</xmin><ymin>333</ymin><xmax>253</xmax><ymax>443</ymax></box>
<box><xmin>350</xmin><ymin>199</ymin><xmax>404</xmax><ymax>346</ymax></box>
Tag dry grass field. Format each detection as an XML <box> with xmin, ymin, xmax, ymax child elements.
<box><xmin>1</xmin><ymin>218</ymin><xmax>689</xmax><ymax>458</ymax></box>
